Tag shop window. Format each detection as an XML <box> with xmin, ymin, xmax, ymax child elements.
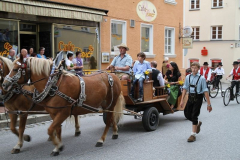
<box><xmin>191</xmin><ymin>27</ymin><xmax>200</xmax><ymax>40</ymax></box>
<box><xmin>211</xmin><ymin>26</ymin><xmax>222</xmax><ymax>40</ymax></box>
<box><xmin>211</xmin><ymin>59</ymin><xmax>222</xmax><ymax>69</ymax></box>
<box><xmin>189</xmin><ymin>59</ymin><xmax>199</xmax><ymax>67</ymax></box>
<box><xmin>54</xmin><ymin>24</ymin><xmax>99</xmax><ymax>70</ymax></box>
<box><xmin>111</xmin><ymin>20</ymin><xmax>126</xmax><ymax>53</ymax></box>
<box><xmin>165</xmin><ymin>27</ymin><xmax>175</xmax><ymax>55</ymax></box>
<box><xmin>190</xmin><ymin>0</ymin><xmax>200</xmax><ymax>10</ymax></box>
<box><xmin>141</xmin><ymin>24</ymin><xmax>153</xmax><ymax>54</ymax></box>
<box><xmin>0</xmin><ymin>19</ymin><xmax>18</xmax><ymax>57</ymax></box>
<box><xmin>212</xmin><ymin>0</ymin><xmax>223</xmax><ymax>8</ymax></box>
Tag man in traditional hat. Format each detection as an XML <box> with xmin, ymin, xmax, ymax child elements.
<box><xmin>106</xmin><ymin>43</ymin><xmax>133</xmax><ymax>80</ymax></box>
<box><xmin>162</xmin><ymin>57</ymin><xmax>169</xmax><ymax>78</ymax></box>
<box><xmin>226</xmin><ymin>61</ymin><xmax>240</xmax><ymax>99</ymax></box>
<box><xmin>212</xmin><ymin>62</ymin><xmax>224</xmax><ymax>89</ymax></box>
<box><xmin>199</xmin><ymin>62</ymin><xmax>211</xmax><ymax>82</ymax></box>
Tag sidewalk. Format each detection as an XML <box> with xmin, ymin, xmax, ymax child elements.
<box><xmin>0</xmin><ymin>106</ymin><xmax>51</xmax><ymax>129</ymax></box>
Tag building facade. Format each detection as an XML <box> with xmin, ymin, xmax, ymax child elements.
<box><xmin>0</xmin><ymin>0</ymin><xmax>183</xmax><ymax>72</ymax></box>
<box><xmin>184</xmin><ymin>0</ymin><xmax>240</xmax><ymax>82</ymax></box>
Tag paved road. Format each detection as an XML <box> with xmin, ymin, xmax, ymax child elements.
<box><xmin>0</xmin><ymin>92</ymin><xmax>240</xmax><ymax>160</ymax></box>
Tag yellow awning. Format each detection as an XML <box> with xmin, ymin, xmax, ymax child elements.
<box><xmin>0</xmin><ymin>0</ymin><xmax>107</xmax><ymax>22</ymax></box>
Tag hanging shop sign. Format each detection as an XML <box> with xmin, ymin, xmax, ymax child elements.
<box><xmin>58</xmin><ymin>41</ymin><xmax>94</xmax><ymax>58</ymax></box>
<box><xmin>136</xmin><ymin>1</ymin><xmax>157</xmax><ymax>22</ymax></box>
<box><xmin>182</xmin><ymin>38</ymin><xmax>193</xmax><ymax>49</ymax></box>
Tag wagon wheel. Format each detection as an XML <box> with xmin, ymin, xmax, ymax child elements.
<box><xmin>142</xmin><ymin>107</ymin><xmax>159</xmax><ymax>131</ymax></box>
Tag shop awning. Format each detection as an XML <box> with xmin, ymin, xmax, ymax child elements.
<box><xmin>0</xmin><ymin>0</ymin><xmax>108</xmax><ymax>22</ymax></box>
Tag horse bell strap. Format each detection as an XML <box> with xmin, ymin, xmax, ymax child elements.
<box><xmin>106</xmin><ymin>73</ymin><xmax>114</xmax><ymax>110</ymax></box>
<box><xmin>77</xmin><ymin>75</ymin><xmax>86</xmax><ymax>107</ymax></box>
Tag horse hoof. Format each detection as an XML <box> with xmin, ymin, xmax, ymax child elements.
<box><xmin>112</xmin><ymin>135</ymin><xmax>118</xmax><ymax>139</ymax></box>
<box><xmin>75</xmin><ymin>131</ymin><xmax>81</xmax><ymax>137</ymax></box>
<box><xmin>47</xmin><ymin>137</ymin><xmax>52</xmax><ymax>141</ymax></box>
<box><xmin>23</xmin><ymin>135</ymin><xmax>31</xmax><ymax>142</ymax></box>
<box><xmin>95</xmin><ymin>142</ymin><xmax>103</xmax><ymax>147</ymax></box>
<box><xmin>59</xmin><ymin>145</ymin><xmax>65</xmax><ymax>152</ymax></box>
<box><xmin>11</xmin><ymin>149</ymin><xmax>20</xmax><ymax>154</ymax></box>
<box><xmin>50</xmin><ymin>151</ymin><xmax>59</xmax><ymax>156</ymax></box>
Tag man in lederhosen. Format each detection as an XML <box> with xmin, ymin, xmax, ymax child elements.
<box><xmin>180</xmin><ymin>62</ymin><xmax>212</xmax><ymax>142</ymax></box>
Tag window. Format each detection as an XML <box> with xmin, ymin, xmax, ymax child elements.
<box><xmin>189</xmin><ymin>59</ymin><xmax>199</xmax><ymax>67</ymax></box>
<box><xmin>211</xmin><ymin>59</ymin><xmax>222</xmax><ymax>69</ymax></box>
<box><xmin>164</xmin><ymin>0</ymin><xmax>177</xmax><ymax>5</ymax></box>
<box><xmin>212</xmin><ymin>0</ymin><xmax>223</xmax><ymax>8</ymax></box>
<box><xmin>111</xmin><ymin>20</ymin><xmax>126</xmax><ymax>53</ymax></box>
<box><xmin>141</xmin><ymin>24</ymin><xmax>153</xmax><ymax>54</ymax></box>
<box><xmin>211</xmin><ymin>26</ymin><xmax>222</xmax><ymax>40</ymax></box>
<box><xmin>165</xmin><ymin>27</ymin><xmax>175</xmax><ymax>55</ymax></box>
<box><xmin>191</xmin><ymin>27</ymin><xmax>200</xmax><ymax>40</ymax></box>
<box><xmin>190</xmin><ymin>0</ymin><xmax>200</xmax><ymax>10</ymax></box>
<box><xmin>239</xmin><ymin>25</ymin><xmax>240</xmax><ymax>40</ymax></box>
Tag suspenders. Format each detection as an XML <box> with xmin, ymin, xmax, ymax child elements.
<box><xmin>189</xmin><ymin>75</ymin><xmax>202</xmax><ymax>102</ymax></box>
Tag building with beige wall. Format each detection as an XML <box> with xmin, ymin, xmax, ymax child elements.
<box><xmin>184</xmin><ymin>0</ymin><xmax>240</xmax><ymax>82</ymax></box>
<box><xmin>0</xmin><ymin>0</ymin><xmax>183</xmax><ymax>72</ymax></box>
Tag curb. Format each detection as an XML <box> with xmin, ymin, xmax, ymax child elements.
<box><xmin>0</xmin><ymin>113</ymin><xmax>51</xmax><ymax>129</ymax></box>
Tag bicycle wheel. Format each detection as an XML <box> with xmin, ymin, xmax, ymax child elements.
<box><xmin>209</xmin><ymin>82</ymin><xmax>219</xmax><ymax>98</ymax></box>
<box><xmin>220</xmin><ymin>81</ymin><xmax>224</xmax><ymax>97</ymax></box>
<box><xmin>236</xmin><ymin>92</ymin><xmax>240</xmax><ymax>104</ymax></box>
<box><xmin>223</xmin><ymin>88</ymin><xmax>231</xmax><ymax>106</ymax></box>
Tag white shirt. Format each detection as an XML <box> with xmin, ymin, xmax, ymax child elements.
<box><xmin>230</xmin><ymin>67</ymin><xmax>240</xmax><ymax>75</ymax></box>
<box><xmin>152</xmin><ymin>68</ymin><xmax>165</xmax><ymax>86</ymax></box>
<box><xmin>65</xmin><ymin>59</ymin><xmax>73</xmax><ymax>67</ymax></box>
<box><xmin>213</xmin><ymin>67</ymin><xmax>225</xmax><ymax>75</ymax></box>
<box><xmin>198</xmin><ymin>68</ymin><xmax>212</xmax><ymax>81</ymax></box>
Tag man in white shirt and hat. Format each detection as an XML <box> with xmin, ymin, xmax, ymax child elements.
<box><xmin>106</xmin><ymin>43</ymin><xmax>133</xmax><ymax>80</ymax></box>
<box><xmin>212</xmin><ymin>62</ymin><xmax>224</xmax><ymax>89</ymax></box>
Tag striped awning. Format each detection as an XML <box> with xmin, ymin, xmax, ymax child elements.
<box><xmin>0</xmin><ymin>0</ymin><xmax>107</xmax><ymax>22</ymax></box>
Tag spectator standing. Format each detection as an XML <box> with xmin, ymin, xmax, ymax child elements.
<box><xmin>8</xmin><ymin>49</ymin><xmax>16</xmax><ymax>62</ymax></box>
<box><xmin>37</xmin><ymin>47</ymin><xmax>47</xmax><ymax>59</ymax></box>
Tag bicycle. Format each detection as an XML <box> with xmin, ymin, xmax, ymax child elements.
<box><xmin>223</xmin><ymin>80</ymin><xmax>240</xmax><ymax>106</ymax></box>
<box><xmin>207</xmin><ymin>74</ymin><xmax>224</xmax><ymax>98</ymax></box>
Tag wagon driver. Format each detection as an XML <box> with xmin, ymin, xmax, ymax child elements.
<box><xmin>106</xmin><ymin>43</ymin><xmax>133</xmax><ymax>80</ymax></box>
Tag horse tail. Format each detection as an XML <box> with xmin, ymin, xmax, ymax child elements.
<box><xmin>113</xmin><ymin>91</ymin><xmax>125</xmax><ymax>124</ymax></box>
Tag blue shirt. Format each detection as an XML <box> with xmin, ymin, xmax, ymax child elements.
<box><xmin>110</xmin><ymin>54</ymin><xmax>132</xmax><ymax>73</ymax></box>
<box><xmin>183</xmin><ymin>73</ymin><xmax>209</xmax><ymax>94</ymax></box>
<box><xmin>133</xmin><ymin>60</ymin><xmax>151</xmax><ymax>79</ymax></box>
<box><xmin>37</xmin><ymin>54</ymin><xmax>47</xmax><ymax>59</ymax></box>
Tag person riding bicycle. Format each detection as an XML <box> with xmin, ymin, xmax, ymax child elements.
<box><xmin>226</xmin><ymin>61</ymin><xmax>240</xmax><ymax>100</ymax></box>
<box><xmin>212</xmin><ymin>62</ymin><xmax>224</xmax><ymax>89</ymax></box>
<box><xmin>199</xmin><ymin>62</ymin><xmax>211</xmax><ymax>83</ymax></box>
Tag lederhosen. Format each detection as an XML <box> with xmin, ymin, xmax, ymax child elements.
<box><xmin>184</xmin><ymin>75</ymin><xmax>203</xmax><ymax>125</ymax></box>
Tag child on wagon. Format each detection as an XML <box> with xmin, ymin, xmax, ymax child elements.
<box><xmin>180</xmin><ymin>62</ymin><xmax>212</xmax><ymax>142</ymax></box>
<box><xmin>130</xmin><ymin>52</ymin><xmax>151</xmax><ymax>102</ymax></box>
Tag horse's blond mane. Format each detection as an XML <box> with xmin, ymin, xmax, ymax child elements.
<box><xmin>27</xmin><ymin>57</ymin><xmax>52</xmax><ymax>76</ymax></box>
<box><xmin>0</xmin><ymin>56</ymin><xmax>13</xmax><ymax>70</ymax></box>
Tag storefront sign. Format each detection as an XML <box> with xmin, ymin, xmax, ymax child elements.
<box><xmin>0</xmin><ymin>42</ymin><xmax>12</xmax><ymax>56</ymax></box>
<box><xmin>182</xmin><ymin>38</ymin><xmax>193</xmax><ymax>49</ymax></box>
<box><xmin>201</xmin><ymin>47</ymin><xmax>208</xmax><ymax>56</ymax></box>
<box><xmin>136</xmin><ymin>1</ymin><xmax>157</xmax><ymax>22</ymax></box>
<box><xmin>58</xmin><ymin>41</ymin><xmax>94</xmax><ymax>58</ymax></box>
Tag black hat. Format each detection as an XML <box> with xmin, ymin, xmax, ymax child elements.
<box><xmin>232</xmin><ymin>61</ymin><xmax>239</xmax><ymax>65</ymax></box>
<box><xmin>203</xmin><ymin>62</ymin><xmax>209</xmax><ymax>65</ymax></box>
<box><xmin>218</xmin><ymin>62</ymin><xmax>223</xmax><ymax>66</ymax></box>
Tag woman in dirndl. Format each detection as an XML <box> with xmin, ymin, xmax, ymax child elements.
<box><xmin>164</xmin><ymin>62</ymin><xmax>183</xmax><ymax>109</ymax></box>
<box><xmin>72</xmin><ymin>51</ymin><xmax>84</xmax><ymax>76</ymax></box>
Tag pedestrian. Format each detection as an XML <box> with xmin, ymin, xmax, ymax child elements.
<box><xmin>180</xmin><ymin>62</ymin><xmax>212</xmax><ymax>142</ymax></box>
<box><xmin>199</xmin><ymin>62</ymin><xmax>211</xmax><ymax>82</ymax></box>
<box><xmin>106</xmin><ymin>43</ymin><xmax>133</xmax><ymax>80</ymax></box>
<box><xmin>164</xmin><ymin>62</ymin><xmax>182</xmax><ymax>109</ymax></box>
<box><xmin>162</xmin><ymin>57</ymin><xmax>169</xmax><ymax>78</ymax></box>
<box><xmin>130</xmin><ymin>52</ymin><xmax>151</xmax><ymax>102</ymax></box>
<box><xmin>89</xmin><ymin>56</ymin><xmax>97</xmax><ymax>69</ymax></box>
<box><xmin>37</xmin><ymin>47</ymin><xmax>47</xmax><ymax>59</ymax></box>
<box><xmin>8</xmin><ymin>49</ymin><xmax>16</xmax><ymax>62</ymax></box>
<box><xmin>151</xmin><ymin>61</ymin><xmax>164</xmax><ymax>87</ymax></box>
<box><xmin>226</xmin><ymin>61</ymin><xmax>240</xmax><ymax>99</ymax></box>
<box><xmin>73</xmin><ymin>51</ymin><xmax>83</xmax><ymax>76</ymax></box>
<box><xmin>212</xmin><ymin>62</ymin><xmax>224</xmax><ymax>89</ymax></box>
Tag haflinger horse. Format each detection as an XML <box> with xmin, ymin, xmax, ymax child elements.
<box><xmin>2</xmin><ymin>55</ymin><xmax>125</xmax><ymax>156</ymax></box>
<box><xmin>0</xmin><ymin>56</ymin><xmax>81</xmax><ymax>154</ymax></box>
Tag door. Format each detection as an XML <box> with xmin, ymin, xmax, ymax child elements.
<box><xmin>20</xmin><ymin>34</ymin><xmax>36</xmax><ymax>53</ymax></box>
